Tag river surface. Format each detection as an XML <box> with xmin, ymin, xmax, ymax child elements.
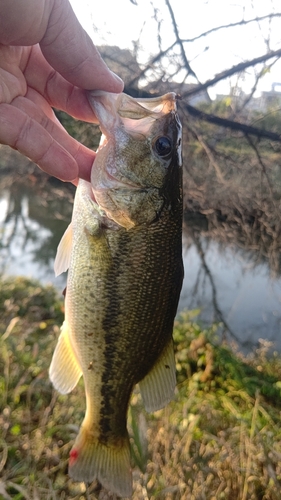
<box><xmin>1</xmin><ymin>178</ymin><xmax>281</xmax><ymax>353</ymax></box>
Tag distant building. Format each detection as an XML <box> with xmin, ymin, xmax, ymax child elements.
<box><xmin>259</xmin><ymin>83</ymin><xmax>281</xmax><ymax>110</ymax></box>
<box><xmin>215</xmin><ymin>83</ymin><xmax>281</xmax><ymax>112</ymax></box>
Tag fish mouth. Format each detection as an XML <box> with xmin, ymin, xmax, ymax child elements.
<box><xmin>94</xmin><ymin>133</ymin><xmax>144</xmax><ymax>191</ymax></box>
<box><xmin>90</xmin><ymin>168</ymin><xmax>145</xmax><ymax>220</ymax></box>
<box><xmin>93</xmin><ymin>170</ymin><xmax>142</xmax><ymax>192</ymax></box>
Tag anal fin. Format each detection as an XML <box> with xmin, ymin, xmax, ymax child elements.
<box><xmin>49</xmin><ymin>321</ymin><xmax>82</xmax><ymax>394</ymax></box>
<box><xmin>139</xmin><ymin>338</ymin><xmax>176</xmax><ymax>412</ymax></box>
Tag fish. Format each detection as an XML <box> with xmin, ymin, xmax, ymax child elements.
<box><xmin>49</xmin><ymin>90</ymin><xmax>183</xmax><ymax>497</ymax></box>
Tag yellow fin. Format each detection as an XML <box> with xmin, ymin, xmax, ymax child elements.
<box><xmin>49</xmin><ymin>321</ymin><xmax>82</xmax><ymax>394</ymax></box>
<box><xmin>138</xmin><ymin>338</ymin><xmax>176</xmax><ymax>412</ymax></box>
<box><xmin>54</xmin><ymin>223</ymin><xmax>73</xmax><ymax>276</ymax></box>
<box><xmin>69</xmin><ymin>425</ymin><xmax>132</xmax><ymax>498</ymax></box>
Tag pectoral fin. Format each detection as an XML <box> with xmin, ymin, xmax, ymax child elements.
<box><xmin>49</xmin><ymin>321</ymin><xmax>82</xmax><ymax>394</ymax></box>
<box><xmin>54</xmin><ymin>223</ymin><xmax>73</xmax><ymax>277</ymax></box>
<box><xmin>139</xmin><ymin>338</ymin><xmax>176</xmax><ymax>412</ymax></box>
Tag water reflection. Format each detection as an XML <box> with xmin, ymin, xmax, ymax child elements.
<box><xmin>1</xmin><ymin>176</ymin><xmax>281</xmax><ymax>352</ymax></box>
<box><xmin>179</xmin><ymin>234</ymin><xmax>281</xmax><ymax>352</ymax></box>
<box><xmin>0</xmin><ymin>178</ymin><xmax>74</xmax><ymax>290</ymax></box>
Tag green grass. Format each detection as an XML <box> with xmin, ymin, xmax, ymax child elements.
<box><xmin>1</xmin><ymin>277</ymin><xmax>281</xmax><ymax>499</ymax></box>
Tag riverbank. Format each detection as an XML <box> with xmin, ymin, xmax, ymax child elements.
<box><xmin>1</xmin><ymin>276</ymin><xmax>281</xmax><ymax>499</ymax></box>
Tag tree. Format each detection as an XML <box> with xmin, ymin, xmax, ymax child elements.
<box><xmin>116</xmin><ymin>0</ymin><xmax>281</xmax><ymax>276</ymax></box>
<box><xmin>60</xmin><ymin>0</ymin><xmax>281</xmax><ymax>276</ymax></box>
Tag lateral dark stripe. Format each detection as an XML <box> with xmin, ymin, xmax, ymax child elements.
<box><xmin>99</xmin><ymin>231</ymin><xmax>132</xmax><ymax>438</ymax></box>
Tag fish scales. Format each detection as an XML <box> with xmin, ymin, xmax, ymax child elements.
<box><xmin>50</xmin><ymin>91</ymin><xmax>183</xmax><ymax>497</ymax></box>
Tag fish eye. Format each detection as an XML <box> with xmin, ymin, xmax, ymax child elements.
<box><xmin>154</xmin><ymin>136</ymin><xmax>172</xmax><ymax>157</ymax></box>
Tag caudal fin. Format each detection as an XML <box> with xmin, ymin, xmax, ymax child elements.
<box><xmin>69</xmin><ymin>425</ymin><xmax>132</xmax><ymax>498</ymax></box>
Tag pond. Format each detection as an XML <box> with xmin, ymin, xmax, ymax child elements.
<box><xmin>1</xmin><ymin>164</ymin><xmax>281</xmax><ymax>354</ymax></box>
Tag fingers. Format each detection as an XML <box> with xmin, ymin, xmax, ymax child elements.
<box><xmin>0</xmin><ymin>0</ymin><xmax>122</xmax><ymax>183</ymax></box>
<box><xmin>0</xmin><ymin>0</ymin><xmax>52</xmax><ymax>45</ymax></box>
<box><xmin>0</xmin><ymin>102</ymin><xmax>78</xmax><ymax>181</ymax></box>
<box><xmin>1</xmin><ymin>0</ymin><xmax>124</xmax><ymax>97</ymax></box>
<box><xmin>23</xmin><ymin>45</ymin><xmax>98</xmax><ymax>122</ymax></box>
<box><xmin>0</xmin><ymin>98</ymin><xmax>95</xmax><ymax>182</ymax></box>
<box><xmin>40</xmin><ymin>0</ymin><xmax>124</xmax><ymax>93</ymax></box>
<box><xmin>19</xmin><ymin>88</ymin><xmax>96</xmax><ymax>181</ymax></box>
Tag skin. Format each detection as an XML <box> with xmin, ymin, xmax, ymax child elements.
<box><xmin>0</xmin><ymin>0</ymin><xmax>124</xmax><ymax>183</ymax></box>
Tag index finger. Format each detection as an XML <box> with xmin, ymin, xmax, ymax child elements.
<box><xmin>23</xmin><ymin>45</ymin><xmax>100</xmax><ymax>122</ymax></box>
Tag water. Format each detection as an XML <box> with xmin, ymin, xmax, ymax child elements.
<box><xmin>0</xmin><ymin>179</ymin><xmax>73</xmax><ymax>292</ymax></box>
<box><xmin>1</xmin><ymin>177</ymin><xmax>281</xmax><ymax>353</ymax></box>
<box><xmin>179</xmin><ymin>240</ymin><xmax>281</xmax><ymax>351</ymax></box>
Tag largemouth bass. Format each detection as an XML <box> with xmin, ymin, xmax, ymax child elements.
<box><xmin>50</xmin><ymin>91</ymin><xmax>183</xmax><ymax>497</ymax></box>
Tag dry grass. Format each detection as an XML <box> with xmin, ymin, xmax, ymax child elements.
<box><xmin>1</xmin><ymin>277</ymin><xmax>281</xmax><ymax>499</ymax></box>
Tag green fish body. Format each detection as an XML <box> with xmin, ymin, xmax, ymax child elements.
<box><xmin>50</xmin><ymin>92</ymin><xmax>183</xmax><ymax>497</ymax></box>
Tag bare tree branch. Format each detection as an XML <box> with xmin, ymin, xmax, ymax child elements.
<box><xmin>127</xmin><ymin>44</ymin><xmax>281</xmax><ymax>103</ymax></box>
<box><xmin>126</xmin><ymin>43</ymin><xmax>177</xmax><ymax>87</ymax></box>
<box><xmin>238</xmin><ymin>57</ymin><xmax>279</xmax><ymax>112</ymax></box>
<box><xmin>182</xmin><ymin>102</ymin><xmax>281</xmax><ymax>142</ymax></box>
<box><xmin>164</xmin><ymin>0</ymin><xmax>200</xmax><ymax>82</ymax></box>
<box><xmin>182</xmin><ymin>48</ymin><xmax>281</xmax><ymax>97</ymax></box>
<box><xmin>181</xmin><ymin>13</ymin><xmax>281</xmax><ymax>44</ymax></box>
<box><xmin>245</xmin><ymin>134</ymin><xmax>281</xmax><ymax>220</ymax></box>
<box><xmin>186</xmin><ymin>124</ymin><xmax>226</xmax><ymax>183</ymax></box>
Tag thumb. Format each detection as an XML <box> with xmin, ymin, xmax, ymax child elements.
<box><xmin>40</xmin><ymin>0</ymin><xmax>123</xmax><ymax>92</ymax></box>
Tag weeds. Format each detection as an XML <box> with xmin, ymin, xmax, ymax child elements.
<box><xmin>1</xmin><ymin>278</ymin><xmax>281</xmax><ymax>499</ymax></box>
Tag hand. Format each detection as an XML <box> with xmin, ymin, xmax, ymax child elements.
<box><xmin>0</xmin><ymin>0</ymin><xmax>124</xmax><ymax>183</ymax></box>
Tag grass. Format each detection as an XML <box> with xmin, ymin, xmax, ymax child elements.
<box><xmin>1</xmin><ymin>277</ymin><xmax>281</xmax><ymax>499</ymax></box>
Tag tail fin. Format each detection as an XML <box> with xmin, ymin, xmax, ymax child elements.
<box><xmin>69</xmin><ymin>425</ymin><xmax>132</xmax><ymax>498</ymax></box>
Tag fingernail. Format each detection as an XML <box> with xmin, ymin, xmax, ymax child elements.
<box><xmin>110</xmin><ymin>71</ymin><xmax>124</xmax><ymax>89</ymax></box>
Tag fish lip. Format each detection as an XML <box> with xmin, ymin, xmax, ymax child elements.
<box><xmin>97</xmin><ymin>169</ymin><xmax>142</xmax><ymax>190</ymax></box>
<box><xmin>91</xmin><ymin>172</ymin><xmax>145</xmax><ymax>209</ymax></box>
<box><xmin>91</xmin><ymin>153</ymin><xmax>145</xmax><ymax>192</ymax></box>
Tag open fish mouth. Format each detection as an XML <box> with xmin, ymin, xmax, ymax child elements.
<box><xmin>87</xmin><ymin>91</ymin><xmax>181</xmax><ymax>229</ymax></box>
<box><xmin>89</xmin><ymin>90</ymin><xmax>178</xmax><ymax>140</ymax></box>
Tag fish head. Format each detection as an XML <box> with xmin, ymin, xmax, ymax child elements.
<box><xmin>88</xmin><ymin>91</ymin><xmax>182</xmax><ymax>229</ymax></box>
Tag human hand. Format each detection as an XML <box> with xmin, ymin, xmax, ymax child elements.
<box><xmin>0</xmin><ymin>0</ymin><xmax>124</xmax><ymax>183</ymax></box>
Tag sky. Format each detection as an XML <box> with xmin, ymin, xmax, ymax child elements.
<box><xmin>69</xmin><ymin>0</ymin><xmax>281</xmax><ymax>98</ymax></box>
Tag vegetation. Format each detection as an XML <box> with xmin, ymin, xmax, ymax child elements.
<box><xmin>179</xmin><ymin>96</ymin><xmax>281</xmax><ymax>277</ymax></box>
<box><xmin>1</xmin><ymin>277</ymin><xmax>281</xmax><ymax>499</ymax></box>
<box><xmin>2</xmin><ymin>5</ymin><xmax>281</xmax><ymax>495</ymax></box>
